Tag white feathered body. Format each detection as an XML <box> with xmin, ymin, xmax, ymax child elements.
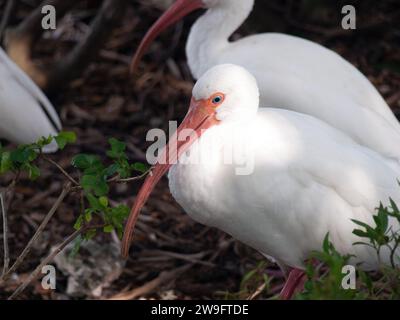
<box><xmin>169</xmin><ymin>108</ymin><xmax>400</xmax><ymax>270</ymax></box>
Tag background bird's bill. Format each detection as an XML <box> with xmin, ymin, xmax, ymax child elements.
<box><xmin>130</xmin><ymin>0</ymin><xmax>204</xmax><ymax>73</ymax></box>
<box><xmin>121</xmin><ymin>96</ymin><xmax>218</xmax><ymax>257</ymax></box>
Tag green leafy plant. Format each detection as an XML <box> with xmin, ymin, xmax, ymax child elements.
<box><xmin>0</xmin><ymin>133</ymin><xmax>149</xmax><ymax>299</ymax></box>
<box><xmin>352</xmin><ymin>201</ymin><xmax>400</xmax><ymax>268</ymax></box>
<box><xmin>70</xmin><ymin>138</ymin><xmax>148</xmax><ymax>243</ymax></box>
<box><xmin>298</xmin><ymin>203</ymin><xmax>400</xmax><ymax>300</ymax></box>
<box><xmin>0</xmin><ymin>135</ymin><xmax>65</xmax><ymax>179</ymax></box>
<box><xmin>296</xmin><ymin>234</ymin><xmax>365</xmax><ymax>300</ymax></box>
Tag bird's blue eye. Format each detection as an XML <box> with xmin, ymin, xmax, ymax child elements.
<box><xmin>212</xmin><ymin>96</ymin><xmax>223</xmax><ymax>104</ymax></box>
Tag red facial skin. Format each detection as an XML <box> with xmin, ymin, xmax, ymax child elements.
<box><xmin>121</xmin><ymin>93</ymin><xmax>224</xmax><ymax>257</ymax></box>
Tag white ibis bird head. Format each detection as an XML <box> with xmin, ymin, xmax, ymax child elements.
<box><xmin>121</xmin><ymin>64</ymin><xmax>259</xmax><ymax>257</ymax></box>
<box><xmin>193</xmin><ymin>64</ymin><xmax>259</xmax><ymax>122</ymax></box>
<box><xmin>130</xmin><ymin>0</ymin><xmax>254</xmax><ymax>73</ymax></box>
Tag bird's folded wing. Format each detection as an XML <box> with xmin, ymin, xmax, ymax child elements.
<box><xmin>0</xmin><ymin>47</ymin><xmax>61</xmax><ymax>131</ymax></box>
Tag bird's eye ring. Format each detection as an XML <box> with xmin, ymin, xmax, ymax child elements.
<box><xmin>211</xmin><ymin>94</ymin><xmax>224</xmax><ymax>105</ymax></box>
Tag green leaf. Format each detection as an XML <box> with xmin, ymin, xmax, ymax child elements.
<box><xmin>389</xmin><ymin>198</ymin><xmax>399</xmax><ymax>213</ymax></box>
<box><xmin>132</xmin><ymin>162</ymin><xmax>148</xmax><ymax>173</ymax></box>
<box><xmin>103</xmin><ymin>225</ymin><xmax>114</xmax><ymax>233</ymax></box>
<box><xmin>351</xmin><ymin>219</ymin><xmax>378</xmax><ymax>240</ymax></box>
<box><xmin>11</xmin><ymin>147</ymin><xmax>37</xmax><ymax>164</ymax></box>
<box><xmin>55</xmin><ymin>131</ymin><xmax>77</xmax><ymax>150</ymax></box>
<box><xmin>0</xmin><ymin>151</ymin><xmax>12</xmax><ymax>174</ymax></box>
<box><xmin>81</xmin><ymin>175</ymin><xmax>109</xmax><ymax>196</ymax></box>
<box><xmin>351</xmin><ymin>219</ymin><xmax>372</xmax><ymax>230</ymax></box>
<box><xmin>72</xmin><ymin>154</ymin><xmax>103</xmax><ymax>172</ymax></box>
<box><xmin>84</xmin><ymin>210</ymin><xmax>92</xmax><ymax>222</ymax></box>
<box><xmin>74</xmin><ymin>215</ymin><xmax>84</xmax><ymax>230</ymax></box>
<box><xmin>116</xmin><ymin>163</ymin><xmax>131</xmax><ymax>179</ymax></box>
<box><xmin>322</xmin><ymin>233</ymin><xmax>331</xmax><ymax>253</ymax></box>
<box><xmin>84</xmin><ymin>229</ymin><xmax>97</xmax><ymax>240</ymax></box>
<box><xmin>107</xmin><ymin>138</ymin><xmax>126</xmax><ymax>159</ymax></box>
<box><xmin>37</xmin><ymin>135</ymin><xmax>54</xmax><ymax>148</ymax></box>
<box><xmin>105</xmin><ymin>163</ymin><xmax>119</xmax><ymax>177</ymax></box>
<box><xmin>99</xmin><ymin>196</ymin><xmax>109</xmax><ymax>207</ymax></box>
<box><xmin>111</xmin><ymin>204</ymin><xmax>130</xmax><ymax>221</ymax></box>
<box><xmin>85</xmin><ymin>193</ymin><xmax>102</xmax><ymax>211</ymax></box>
<box><xmin>27</xmin><ymin>164</ymin><xmax>40</xmax><ymax>180</ymax></box>
<box><xmin>353</xmin><ymin>229</ymin><xmax>370</xmax><ymax>238</ymax></box>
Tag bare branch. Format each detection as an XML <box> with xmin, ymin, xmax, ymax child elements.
<box><xmin>42</xmin><ymin>155</ymin><xmax>79</xmax><ymax>186</ymax></box>
<box><xmin>8</xmin><ymin>223</ymin><xmax>105</xmax><ymax>300</ymax></box>
<box><xmin>0</xmin><ymin>181</ymin><xmax>72</xmax><ymax>284</ymax></box>
<box><xmin>108</xmin><ymin>264</ymin><xmax>192</xmax><ymax>300</ymax></box>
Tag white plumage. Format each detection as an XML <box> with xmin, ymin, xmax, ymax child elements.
<box><xmin>132</xmin><ymin>0</ymin><xmax>400</xmax><ymax>160</ymax></box>
<box><xmin>122</xmin><ymin>64</ymin><xmax>400</xmax><ymax>272</ymax></box>
<box><xmin>0</xmin><ymin>47</ymin><xmax>61</xmax><ymax>151</ymax></box>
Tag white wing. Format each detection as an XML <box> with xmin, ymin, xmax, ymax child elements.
<box><xmin>195</xmin><ymin>33</ymin><xmax>400</xmax><ymax>160</ymax></box>
<box><xmin>0</xmin><ymin>47</ymin><xmax>61</xmax><ymax>151</ymax></box>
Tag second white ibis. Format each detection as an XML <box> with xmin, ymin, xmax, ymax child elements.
<box><xmin>122</xmin><ymin>64</ymin><xmax>400</xmax><ymax>298</ymax></box>
<box><xmin>131</xmin><ymin>0</ymin><xmax>400</xmax><ymax>161</ymax></box>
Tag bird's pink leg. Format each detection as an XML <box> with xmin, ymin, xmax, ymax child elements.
<box><xmin>279</xmin><ymin>268</ymin><xmax>307</xmax><ymax>300</ymax></box>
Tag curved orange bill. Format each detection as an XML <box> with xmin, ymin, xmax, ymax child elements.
<box><xmin>121</xmin><ymin>97</ymin><xmax>219</xmax><ymax>257</ymax></box>
<box><xmin>130</xmin><ymin>0</ymin><xmax>204</xmax><ymax>73</ymax></box>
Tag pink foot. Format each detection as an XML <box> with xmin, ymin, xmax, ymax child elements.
<box><xmin>279</xmin><ymin>268</ymin><xmax>306</xmax><ymax>300</ymax></box>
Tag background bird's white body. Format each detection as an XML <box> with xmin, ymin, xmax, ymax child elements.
<box><xmin>186</xmin><ymin>0</ymin><xmax>400</xmax><ymax>160</ymax></box>
<box><xmin>167</xmin><ymin>64</ymin><xmax>400</xmax><ymax>270</ymax></box>
<box><xmin>0</xmin><ymin>48</ymin><xmax>61</xmax><ymax>151</ymax></box>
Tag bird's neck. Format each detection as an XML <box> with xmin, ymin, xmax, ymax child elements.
<box><xmin>186</xmin><ymin>1</ymin><xmax>254</xmax><ymax>79</ymax></box>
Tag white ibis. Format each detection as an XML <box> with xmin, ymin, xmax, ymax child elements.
<box><xmin>122</xmin><ymin>64</ymin><xmax>400</xmax><ymax>298</ymax></box>
<box><xmin>131</xmin><ymin>0</ymin><xmax>400</xmax><ymax>161</ymax></box>
<box><xmin>0</xmin><ymin>47</ymin><xmax>61</xmax><ymax>152</ymax></box>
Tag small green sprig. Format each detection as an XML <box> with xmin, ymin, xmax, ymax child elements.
<box><xmin>0</xmin><ymin>132</ymin><xmax>76</xmax><ymax>179</ymax></box>
<box><xmin>71</xmin><ymin>138</ymin><xmax>148</xmax><ymax>243</ymax></box>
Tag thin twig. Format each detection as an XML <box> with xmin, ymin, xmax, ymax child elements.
<box><xmin>0</xmin><ymin>182</ymin><xmax>72</xmax><ymax>284</ymax></box>
<box><xmin>110</xmin><ymin>169</ymin><xmax>151</xmax><ymax>183</ymax></box>
<box><xmin>149</xmin><ymin>249</ymin><xmax>215</xmax><ymax>267</ymax></box>
<box><xmin>8</xmin><ymin>223</ymin><xmax>104</xmax><ymax>300</ymax></box>
<box><xmin>42</xmin><ymin>155</ymin><xmax>79</xmax><ymax>186</ymax></box>
<box><xmin>5</xmin><ymin>173</ymin><xmax>20</xmax><ymax>212</ymax></box>
<box><xmin>247</xmin><ymin>282</ymin><xmax>266</xmax><ymax>300</ymax></box>
<box><xmin>108</xmin><ymin>264</ymin><xmax>192</xmax><ymax>300</ymax></box>
<box><xmin>1</xmin><ymin>192</ymin><xmax>9</xmax><ymax>276</ymax></box>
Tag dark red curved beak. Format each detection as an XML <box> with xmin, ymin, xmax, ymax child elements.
<box><xmin>121</xmin><ymin>97</ymin><xmax>219</xmax><ymax>257</ymax></box>
<box><xmin>130</xmin><ymin>0</ymin><xmax>204</xmax><ymax>73</ymax></box>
